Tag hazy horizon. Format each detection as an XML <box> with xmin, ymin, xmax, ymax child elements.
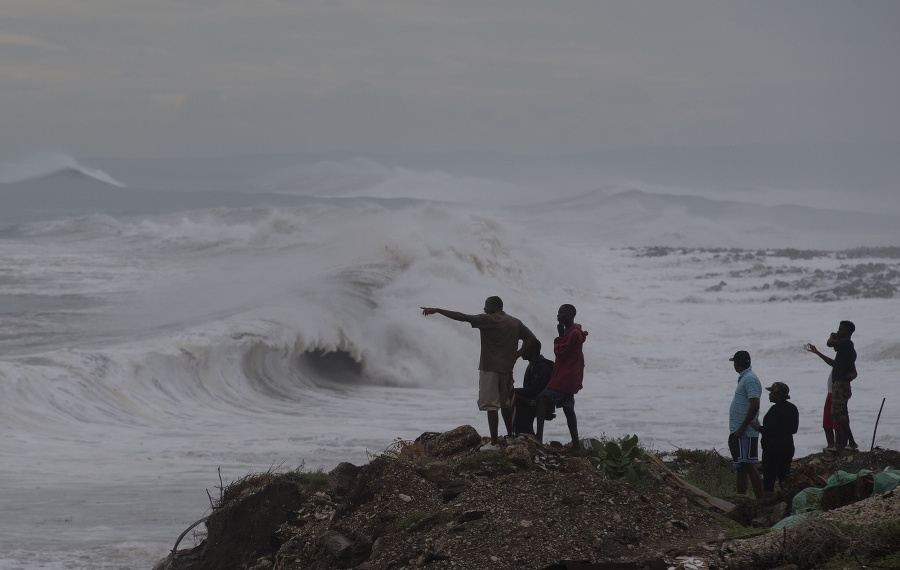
<box><xmin>3</xmin><ymin>3</ymin><xmax>898</xmax><ymax>161</ymax></box>
<box><xmin>5</xmin><ymin>2</ymin><xmax>898</xmax><ymax>220</ymax></box>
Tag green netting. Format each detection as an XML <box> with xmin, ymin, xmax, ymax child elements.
<box><xmin>872</xmin><ymin>469</ymin><xmax>900</xmax><ymax>494</ymax></box>
<box><xmin>774</xmin><ymin>468</ymin><xmax>900</xmax><ymax>529</ymax></box>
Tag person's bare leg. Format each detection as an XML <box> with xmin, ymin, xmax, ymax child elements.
<box><xmin>736</xmin><ymin>468</ymin><xmax>749</xmax><ymax>495</ymax></box>
<box><xmin>747</xmin><ymin>465</ymin><xmax>763</xmax><ymax>499</ymax></box>
<box><xmin>563</xmin><ymin>407</ymin><xmax>579</xmax><ymax>450</ymax></box>
<box><xmin>844</xmin><ymin>423</ymin><xmax>858</xmax><ymax>448</ymax></box>
<box><xmin>500</xmin><ymin>406</ymin><xmax>514</xmax><ymax>437</ymax></box>
<box><xmin>487</xmin><ymin>410</ymin><xmax>499</xmax><ymax>445</ymax></box>
<box><xmin>736</xmin><ymin>465</ymin><xmax>763</xmax><ymax>498</ymax></box>
<box><xmin>824</xmin><ymin>428</ymin><xmax>835</xmax><ymax>448</ymax></box>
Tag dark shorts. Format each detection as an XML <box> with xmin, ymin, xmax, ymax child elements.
<box><xmin>761</xmin><ymin>443</ymin><xmax>794</xmax><ymax>492</ymax></box>
<box><xmin>541</xmin><ymin>387</ymin><xmax>575</xmax><ymax>409</ymax></box>
<box><xmin>728</xmin><ymin>434</ymin><xmax>759</xmax><ymax>469</ymax></box>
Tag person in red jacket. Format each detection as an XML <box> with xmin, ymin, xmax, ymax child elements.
<box><xmin>536</xmin><ymin>304</ymin><xmax>588</xmax><ymax>450</ymax></box>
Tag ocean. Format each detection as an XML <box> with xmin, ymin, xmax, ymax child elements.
<box><xmin>1</xmin><ymin>152</ymin><xmax>898</xmax><ymax>569</ymax></box>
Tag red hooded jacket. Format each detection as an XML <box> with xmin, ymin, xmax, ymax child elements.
<box><xmin>546</xmin><ymin>323</ymin><xmax>588</xmax><ymax>395</ymax></box>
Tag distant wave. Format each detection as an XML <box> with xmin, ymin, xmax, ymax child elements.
<box><xmin>253</xmin><ymin>157</ymin><xmax>520</xmax><ymax>204</ymax></box>
<box><xmin>0</xmin><ymin>151</ymin><xmax>125</xmax><ymax>187</ymax></box>
<box><xmin>519</xmin><ymin>187</ymin><xmax>900</xmax><ymax>250</ymax></box>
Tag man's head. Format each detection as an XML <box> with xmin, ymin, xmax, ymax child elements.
<box><xmin>483</xmin><ymin>296</ymin><xmax>503</xmax><ymax>314</ymax></box>
<box><xmin>524</xmin><ymin>339</ymin><xmax>542</xmax><ymax>362</ymax></box>
<box><xmin>557</xmin><ymin>304</ymin><xmax>576</xmax><ymax>326</ymax></box>
<box><xmin>765</xmin><ymin>382</ymin><xmax>791</xmax><ymax>401</ymax></box>
<box><xmin>838</xmin><ymin>320</ymin><xmax>855</xmax><ymax>338</ymax></box>
<box><xmin>729</xmin><ymin>350</ymin><xmax>751</xmax><ymax>372</ymax></box>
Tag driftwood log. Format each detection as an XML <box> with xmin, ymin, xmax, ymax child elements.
<box><xmin>646</xmin><ymin>454</ymin><xmax>736</xmax><ymax>513</ymax></box>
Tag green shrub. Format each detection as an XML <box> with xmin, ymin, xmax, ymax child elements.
<box><xmin>596</xmin><ymin>434</ymin><xmax>643</xmax><ymax>481</ymax></box>
<box><xmin>282</xmin><ymin>467</ymin><xmax>329</xmax><ymax>488</ymax></box>
<box><xmin>667</xmin><ymin>448</ymin><xmax>734</xmax><ymax>497</ymax></box>
<box><xmin>456</xmin><ymin>449</ymin><xmax>515</xmax><ymax>474</ymax></box>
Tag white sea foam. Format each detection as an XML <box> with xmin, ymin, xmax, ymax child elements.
<box><xmin>0</xmin><ymin>154</ymin><xmax>898</xmax><ymax>569</ymax></box>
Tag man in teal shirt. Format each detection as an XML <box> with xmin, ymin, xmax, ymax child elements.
<box><xmin>728</xmin><ymin>350</ymin><xmax>763</xmax><ymax>499</ymax></box>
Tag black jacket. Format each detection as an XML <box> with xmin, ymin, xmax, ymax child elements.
<box><xmin>518</xmin><ymin>356</ymin><xmax>554</xmax><ymax>399</ymax></box>
<box><xmin>758</xmin><ymin>400</ymin><xmax>799</xmax><ymax>450</ymax></box>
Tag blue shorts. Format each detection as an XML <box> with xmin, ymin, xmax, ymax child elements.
<box><xmin>728</xmin><ymin>434</ymin><xmax>760</xmax><ymax>469</ymax></box>
<box><xmin>541</xmin><ymin>388</ymin><xmax>575</xmax><ymax>409</ymax></box>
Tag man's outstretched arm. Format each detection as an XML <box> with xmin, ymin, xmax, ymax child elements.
<box><xmin>421</xmin><ymin>307</ymin><xmax>475</xmax><ymax>323</ymax></box>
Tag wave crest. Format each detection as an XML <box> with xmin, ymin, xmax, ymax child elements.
<box><xmin>0</xmin><ymin>151</ymin><xmax>124</xmax><ymax>187</ymax></box>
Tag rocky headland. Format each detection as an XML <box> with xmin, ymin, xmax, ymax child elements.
<box><xmin>154</xmin><ymin>426</ymin><xmax>900</xmax><ymax>570</ymax></box>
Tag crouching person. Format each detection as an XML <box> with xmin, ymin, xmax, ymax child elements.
<box><xmin>501</xmin><ymin>340</ymin><xmax>555</xmax><ymax>436</ymax></box>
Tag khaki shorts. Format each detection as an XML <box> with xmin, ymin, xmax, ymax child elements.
<box><xmin>477</xmin><ymin>371</ymin><xmax>514</xmax><ymax>411</ymax></box>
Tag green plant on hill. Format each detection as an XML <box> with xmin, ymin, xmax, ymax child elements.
<box><xmin>281</xmin><ymin>467</ymin><xmax>329</xmax><ymax>488</ymax></box>
<box><xmin>456</xmin><ymin>447</ymin><xmax>516</xmax><ymax>475</ymax></box>
<box><xmin>667</xmin><ymin>448</ymin><xmax>735</xmax><ymax>498</ymax></box>
<box><xmin>595</xmin><ymin>434</ymin><xmax>643</xmax><ymax>481</ymax></box>
<box><xmin>397</xmin><ymin>511</ymin><xmax>430</xmax><ymax>531</ymax></box>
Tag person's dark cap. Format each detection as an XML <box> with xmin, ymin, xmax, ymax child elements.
<box><xmin>766</xmin><ymin>382</ymin><xmax>791</xmax><ymax>399</ymax></box>
<box><xmin>729</xmin><ymin>350</ymin><xmax>751</xmax><ymax>365</ymax></box>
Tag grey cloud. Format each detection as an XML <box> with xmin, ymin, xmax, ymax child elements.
<box><xmin>0</xmin><ymin>1</ymin><xmax>898</xmax><ymax>159</ymax></box>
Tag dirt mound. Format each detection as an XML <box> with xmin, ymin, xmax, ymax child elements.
<box><xmin>154</xmin><ymin>430</ymin><xmax>900</xmax><ymax>570</ymax></box>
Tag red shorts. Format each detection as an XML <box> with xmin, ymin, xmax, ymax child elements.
<box><xmin>823</xmin><ymin>393</ymin><xmax>839</xmax><ymax>429</ymax></box>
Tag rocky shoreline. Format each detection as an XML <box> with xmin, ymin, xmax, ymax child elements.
<box><xmin>154</xmin><ymin>426</ymin><xmax>900</xmax><ymax>570</ymax></box>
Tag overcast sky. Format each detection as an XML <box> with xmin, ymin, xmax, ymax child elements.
<box><xmin>2</xmin><ymin>1</ymin><xmax>899</xmax><ymax>160</ymax></box>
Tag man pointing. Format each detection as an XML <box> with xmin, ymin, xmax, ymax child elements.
<box><xmin>422</xmin><ymin>296</ymin><xmax>537</xmax><ymax>450</ymax></box>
